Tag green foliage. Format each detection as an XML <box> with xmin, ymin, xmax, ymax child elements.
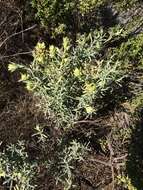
<box><xmin>113</xmin><ymin>0</ymin><xmax>139</xmax><ymax>11</ymax></box>
<box><xmin>78</xmin><ymin>0</ymin><xmax>106</xmax><ymax>14</ymax></box>
<box><xmin>0</xmin><ymin>141</ymin><xmax>37</xmax><ymax>190</ymax></box>
<box><xmin>31</xmin><ymin>0</ymin><xmax>141</xmax><ymax>38</ymax></box>
<box><xmin>130</xmin><ymin>92</ymin><xmax>143</xmax><ymax>112</ymax></box>
<box><xmin>117</xmin><ymin>175</ymin><xmax>137</xmax><ymax>190</ymax></box>
<box><xmin>32</xmin><ymin>125</ymin><xmax>48</xmax><ymax>143</ymax></box>
<box><xmin>55</xmin><ymin>140</ymin><xmax>89</xmax><ymax>190</ymax></box>
<box><xmin>31</xmin><ymin>0</ymin><xmax>106</xmax><ymax>37</ymax></box>
<box><xmin>9</xmin><ymin>30</ymin><xmax>125</xmax><ymax>128</ymax></box>
<box><xmin>110</xmin><ymin>33</ymin><xmax>143</xmax><ymax>66</ymax></box>
<box><xmin>31</xmin><ymin>127</ymin><xmax>88</xmax><ymax>189</ymax></box>
<box><xmin>31</xmin><ymin>0</ymin><xmax>73</xmax><ymax>36</ymax></box>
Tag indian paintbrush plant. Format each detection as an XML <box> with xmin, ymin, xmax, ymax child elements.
<box><xmin>8</xmin><ymin>29</ymin><xmax>125</xmax><ymax>128</ymax></box>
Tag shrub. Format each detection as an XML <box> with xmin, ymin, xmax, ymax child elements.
<box><xmin>112</xmin><ymin>0</ymin><xmax>139</xmax><ymax>11</ymax></box>
<box><xmin>130</xmin><ymin>93</ymin><xmax>143</xmax><ymax>113</ymax></box>
<box><xmin>0</xmin><ymin>141</ymin><xmax>37</xmax><ymax>190</ymax></box>
<box><xmin>113</xmin><ymin>33</ymin><xmax>143</xmax><ymax>65</ymax></box>
<box><xmin>31</xmin><ymin>0</ymin><xmax>106</xmax><ymax>37</ymax></box>
<box><xmin>55</xmin><ymin>140</ymin><xmax>89</xmax><ymax>190</ymax></box>
<box><xmin>31</xmin><ymin>0</ymin><xmax>141</xmax><ymax>38</ymax></box>
<box><xmin>8</xmin><ymin>29</ymin><xmax>125</xmax><ymax>128</ymax></box>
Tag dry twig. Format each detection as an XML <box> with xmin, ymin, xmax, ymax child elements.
<box><xmin>0</xmin><ymin>51</ymin><xmax>32</xmax><ymax>60</ymax></box>
<box><xmin>107</xmin><ymin>134</ymin><xmax>115</xmax><ymax>190</ymax></box>
<box><xmin>0</xmin><ymin>24</ymin><xmax>37</xmax><ymax>49</ymax></box>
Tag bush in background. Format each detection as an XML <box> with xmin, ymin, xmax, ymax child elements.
<box><xmin>31</xmin><ymin>0</ymin><xmax>107</xmax><ymax>37</ymax></box>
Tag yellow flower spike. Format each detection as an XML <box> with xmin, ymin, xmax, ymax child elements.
<box><xmin>55</xmin><ymin>24</ymin><xmax>66</xmax><ymax>35</ymax></box>
<box><xmin>49</xmin><ymin>45</ymin><xmax>56</xmax><ymax>58</ymax></box>
<box><xmin>74</xmin><ymin>68</ymin><xmax>82</xmax><ymax>77</ymax></box>
<box><xmin>63</xmin><ymin>37</ymin><xmax>70</xmax><ymax>51</ymax></box>
<box><xmin>26</xmin><ymin>81</ymin><xmax>34</xmax><ymax>91</ymax></box>
<box><xmin>61</xmin><ymin>57</ymin><xmax>69</xmax><ymax>65</ymax></box>
<box><xmin>17</xmin><ymin>172</ymin><xmax>22</xmax><ymax>179</ymax></box>
<box><xmin>85</xmin><ymin>106</ymin><xmax>95</xmax><ymax>114</ymax></box>
<box><xmin>19</xmin><ymin>73</ymin><xmax>29</xmax><ymax>81</ymax></box>
<box><xmin>8</xmin><ymin>63</ymin><xmax>18</xmax><ymax>72</ymax></box>
<box><xmin>36</xmin><ymin>54</ymin><xmax>44</xmax><ymax>63</ymax></box>
<box><xmin>34</xmin><ymin>42</ymin><xmax>46</xmax><ymax>64</ymax></box>
<box><xmin>36</xmin><ymin>42</ymin><xmax>46</xmax><ymax>51</ymax></box>
<box><xmin>0</xmin><ymin>170</ymin><xmax>5</xmax><ymax>177</ymax></box>
<box><xmin>84</xmin><ymin>83</ymin><xmax>96</xmax><ymax>94</ymax></box>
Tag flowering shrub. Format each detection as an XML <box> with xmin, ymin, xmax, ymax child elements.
<box><xmin>9</xmin><ymin>30</ymin><xmax>124</xmax><ymax>128</ymax></box>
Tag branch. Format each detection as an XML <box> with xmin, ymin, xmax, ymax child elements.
<box><xmin>107</xmin><ymin>136</ymin><xmax>115</xmax><ymax>190</ymax></box>
<box><xmin>89</xmin><ymin>158</ymin><xmax>111</xmax><ymax>167</ymax></box>
<box><xmin>0</xmin><ymin>51</ymin><xmax>32</xmax><ymax>60</ymax></box>
<box><xmin>0</xmin><ymin>24</ymin><xmax>37</xmax><ymax>49</ymax></box>
<box><xmin>73</xmin><ymin>119</ymin><xmax>103</xmax><ymax>125</ymax></box>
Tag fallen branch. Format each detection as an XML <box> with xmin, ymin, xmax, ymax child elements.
<box><xmin>74</xmin><ymin>120</ymin><xmax>100</xmax><ymax>125</ymax></box>
<box><xmin>107</xmin><ymin>135</ymin><xmax>115</xmax><ymax>190</ymax></box>
<box><xmin>89</xmin><ymin>158</ymin><xmax>111</xmax><ymax>167</ymax></box>
<box><xmin>113</xmin><ymin>154</ymin><xmax>128</xmax><ymax>162</ymax></box>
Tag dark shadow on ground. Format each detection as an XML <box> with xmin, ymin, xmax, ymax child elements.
<box><xmin>126</xmin><ymin>108</ymin><xmax>143</xmax><ymax>190</ymax></box>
